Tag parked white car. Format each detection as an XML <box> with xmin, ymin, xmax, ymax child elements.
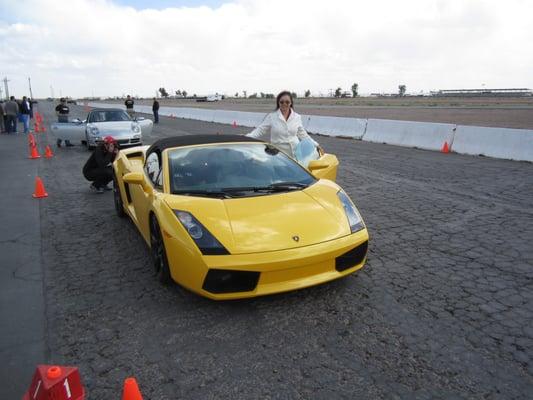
<box><xmin>50</xmin><ymin>108</ymin><xmax>153</xmax><ymax>149</ymax></box>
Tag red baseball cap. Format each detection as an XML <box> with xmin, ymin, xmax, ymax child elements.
<box><xmin>103</xmin><ymin>136</ymin><xmax>117</xmax><ymax>144</ymax></box>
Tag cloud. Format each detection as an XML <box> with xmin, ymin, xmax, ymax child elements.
<box><xmin>0</xmin><ymin>0</ymin><xmax>532</xmax><ymax>98</ymax></box>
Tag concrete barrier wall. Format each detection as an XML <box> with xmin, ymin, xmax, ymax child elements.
<box><xmin>88</xmin><ymin>102</ymin><xmax>532</xmax><ymax>162</ymax></box>
<box><xmin>303</xmin><ymin>115</ymin><xmax>367</xmax><ymax>139</ymax></box>
<box><xmin>363</xmin><ymin>118</ymin><xmax>455</xmax><ymax>151</ymax></box>
<box><xmin>453</xmin><ymin>125</ymin><xmax>533</xmax><ymax>162</ymax></box>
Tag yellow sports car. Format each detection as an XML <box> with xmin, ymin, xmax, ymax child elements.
<box><xmin>113</xmin><ymin>135</ymin><xmax>369</xmax><ymax>300</ymax></box>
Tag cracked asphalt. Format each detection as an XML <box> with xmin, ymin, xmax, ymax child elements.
<box><xmin>29</xmin><ymin>103</ymin><xmax>533</xmax><ymax>398</ymax></box>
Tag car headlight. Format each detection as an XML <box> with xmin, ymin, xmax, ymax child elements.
<box><xmin>337</xmin><ymin>190</ymin><xmax>365</xmax><ymax>233</ymax></box>
<box><xmin>88</xmin><ymin>125</ymin><xmax>99</xmax><ymax>136</ymax></box>
<box><xmin>174</xmin><ymin>210</ymin><xmax>229</xmax><ymax>255</ymax></box>
<box><xmin>133</xmin><ymin>134</ymin><xmax>141</xmax><ymax>139</ymax></box>
<box><xmin>131</xmin><ymin>123</ymin><xmax>141</xmax><ymax>133</ymax></box>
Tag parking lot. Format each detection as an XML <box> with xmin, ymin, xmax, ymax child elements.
<box><xmin>3</xmin><ymin>102</ymin><xmax>533</xmax><ymax>399</ymax></box>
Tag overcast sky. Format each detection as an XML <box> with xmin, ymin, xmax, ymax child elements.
<box><xmin>0</xmin><ymin>0</ymin><xmax>532</xmax><ymax>98</ymax></box>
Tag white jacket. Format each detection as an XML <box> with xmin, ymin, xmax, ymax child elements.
<box><xmin>246</xmin><ymin>109</ymin><xmax>317</xmax><ymax>156</ymax></box>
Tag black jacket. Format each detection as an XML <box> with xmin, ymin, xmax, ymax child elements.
<box><xmin>83</xmin><ymin>145</ymin><xmax>116</xmax><ymax>175</ymax></box>
<box><xmin>152</xmin><ymin>101</ymin><xmax>160</xmax><ymax>111</ymax></box>
<box><xmin>20</xmin><ymin>100</ymin><xmax>31</xmax><ymax>114</ymax></box>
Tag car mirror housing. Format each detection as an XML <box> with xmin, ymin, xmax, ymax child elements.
<box><xmin>123</xmin><ymin>172</ymin><xmax>144</xmax><ymax>185</ymax></box>
<box><xmin>308</xmin><ymin>160</ymin><xmax>329</xmax><ymax>171</ymax></box>
<box><xmin>136</xmin><ymin>116</ymin><xmax>145</xmax><ymax>121</ymax></box>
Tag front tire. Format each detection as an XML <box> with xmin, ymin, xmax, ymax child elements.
<box><xmin>150</xmin><ymin>216</ymin><xmax>172</xmax><ymax>285</ymax></box>
<box><xmin>113</xmin><ymin>173</ymin><xmax>126</xmax><ymax>218</ymax></box>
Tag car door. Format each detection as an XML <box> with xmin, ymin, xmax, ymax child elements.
<box><xmin>49</xmin><ymin>119</ymin><xmax>87</xmax><ymax>144</ymax></box>
<box><xmin>129</xmin><ymin>151</ymin><xmax>162</xmax><ymax>242</ymax></box>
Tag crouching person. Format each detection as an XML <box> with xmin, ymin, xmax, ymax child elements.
<box><xmin>83</xmin><ymin>136</ymin><xmax>119</xmax><ymax>194</ymax></box>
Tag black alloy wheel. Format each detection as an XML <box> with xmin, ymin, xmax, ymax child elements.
<box><xmin>150</xmin><ymin>216</ymin><xmax>172</xmax><ymax>284</ymax></box>
<box><xmin>113</xmin><ymin>173</ymin><xmax>126</xmax><ymax>218</ymax></box>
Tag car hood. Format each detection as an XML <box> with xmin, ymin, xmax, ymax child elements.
<box><xmin>90</xmin><ymin>121</ymin><xmax>137</xmax><ymax>137</ymax></box>
<box><xmin>164</xmin><ymin>180</ymin><xmax>351</xmax><ymax>254</ymax></box>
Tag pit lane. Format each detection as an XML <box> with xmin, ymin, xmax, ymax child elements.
<box><xmin>21</xmin><ymin>102</ymin><xmax>533</xmax><ymax>398</ymax></box>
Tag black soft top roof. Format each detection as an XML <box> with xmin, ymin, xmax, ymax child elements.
<box><xmin>147</xmin><ymin>134</ymin><xmax>262</xmax><ymax>155</ymax></box>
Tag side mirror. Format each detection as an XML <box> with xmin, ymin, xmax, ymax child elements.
<box><xmin>123</xmin><ymin>172</ymin><xmax>144</xmax><ymax>185</ymax></box>
<box><xmin>72</xmin><ymin>118</ymin><xmax>82</xmax><ymax>124</ymax></box>
<box><xmin>123</xmin><ymin>172</ymin><xmax>153</xmax><ymax>194</ymax></box>
<box><xmin>308</xmin><ymin>160</ymin><xmax>329</xmax><ymax>171</ymax></box>
<box><xmin>136</xmin><ymin>117</ymin><xmax>145</xmax><ymax>121</ymax></box>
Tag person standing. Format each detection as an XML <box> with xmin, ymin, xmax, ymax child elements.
<box><xmin>246</xmin><ymin>91</ymin><xmax>321</xmax><ymax>158</ymax></box>
<box><xmin>0</xmin><ymin>101</ymin><xmax>5</xmax><ymax>133</ymax></box>
<box><xmin>82</xmin><ymin>136</ymin><xmax>119</xmax><ymax>193</ymax></box>
<box><xmin>55</xmin><ymin>98</ymin><xmax>73</xmax><ymax>147</ymax></box>
<box><xmin>4</xmin><ymin>96</ymin><xmax>19</xmax><ymax>134</ymax></box>
<box><xmin>20</xmin><ymin>96</ymin><xmax>31</xmax><ymax>134</ymax></box>
<box><xmin>152</xmin><ymin>97</ymin><xmax>159</xmax><ymax>124</ymax></box>
<box><xmin>125</xmin><ymin>95</ymin><xmax>135</xmax><ymax>119</ymax></box>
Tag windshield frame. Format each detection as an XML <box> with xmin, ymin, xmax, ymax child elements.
<box><xmin>164</xmin><ymin>142</ymin><xmax>317</xmax><ymax>198</ymax></box>
<box><xmin>88</xmin><ymin>109</ymin><xmax>132</xmax><ymax>123</ymax></box>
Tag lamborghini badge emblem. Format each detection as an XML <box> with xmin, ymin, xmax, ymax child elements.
<box><xmin>292</xmin><ymin>235</ymin><xmax>300</xmax><ymax>242</ymax></box>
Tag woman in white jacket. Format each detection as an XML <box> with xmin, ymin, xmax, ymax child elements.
<box><xmin>246</xmin><ymin>91</ymin><xmax>321</xmax><ymax>158</ymax></box>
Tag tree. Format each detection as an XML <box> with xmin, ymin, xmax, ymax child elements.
<box><xmin>351</xmin><ymin>83</ymin><xmax>358</xmax><ymax>97</ymax></box>
<box><xmin>334</xmin><ymin>87</ymin><xmax>342</xmax><ymax>98</ymax></box>
<box><xmin>235</xmin><ymin>92</ymin><xmax>239</xmax><ymax>97</ymax></box>
<box><xmin>158</xmin><ymin>87</ymin><xmax>169</xmax><ymax>98</ymax></box>
<box><xmin>265</xmin><ymin>93</ymin><xmax>274</xmax><ymax>99</ymax></box>
<box><xmin>249</xmin><ymin>93</ymin><xmax>258</xmax><ymax>98</ymax></box>
<box><xmin>291</xmin><ymin>92</ymin><xmax>298</xmax><ymax>98</ymax></box>
<box><xmin>175</xmin><ymin>90</ymin><xmax>182</xmax><ymax>96</ymax></box>
<box><xmin>182</xmin><ymin>90</ymin><xmax>187</xmax><ymax>98</ymax></box>
<box><xmin>398</xmin><ymin>85</ymin><xmax>406</xmax><ymax>97</ymax></box>
<box><xmin>242</xmin><ymin>90</ymin><xmax>247</xmax><ymax>98</ymax></box>
<box><xmin>260</xmin><ymin>92</ymin><xmax>265</xmax><ymax>98</ymax></box>
<box><xmin>305</xmin><ymin>90</ymin><xmax>311</xmax><ymax>98</ymax></box>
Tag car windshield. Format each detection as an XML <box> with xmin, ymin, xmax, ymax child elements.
<box><xmin>89</xmin><ymin>110</ymin><xmax>131</xmax><ymax>123</ymax></box>
<box><xmin>168</xmin><ymin>143</ymin><xmax>316</xmax><ymax>198</ymax></box>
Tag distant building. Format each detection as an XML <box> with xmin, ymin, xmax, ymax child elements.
<box><xmin>431</xmin><ymin>88</ymin><xmax>532</xmax><ymax>97</ymax></box>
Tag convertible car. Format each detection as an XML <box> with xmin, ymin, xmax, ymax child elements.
<box><xmin>113</xmin><ymin>135</ymin><xmax>369</xmax><ymax>300</ymax></box>
<box><xmin>50</xmin><ymin>108</ymin><xmax>153</xmax><ymax>149</ymax></box>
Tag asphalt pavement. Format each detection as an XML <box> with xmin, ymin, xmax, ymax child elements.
<box><xmin>2</xmin><ymin>102</ymin><xmax>532</xmax><ymax>399</ymax></box>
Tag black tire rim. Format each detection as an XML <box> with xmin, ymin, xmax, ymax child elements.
<box><xmin>150</xmin><ymin>218</ymin><xmax>164</xmax><ymax>274</ymax></box>
<box><xmin>113</xmin><ymin>177</ymin><xmax>123</xmax><ymax>214</ymax></box>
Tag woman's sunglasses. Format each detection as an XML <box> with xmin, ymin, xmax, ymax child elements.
<box><xmin>279</xmin><ymin>100</ymin><xmax>291</xmax><ymax>105</ymax></box>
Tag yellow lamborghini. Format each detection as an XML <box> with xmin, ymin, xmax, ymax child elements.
<box><xmin>112</xmin><ymin>135</ymin><xmax>368</xmax><ymax>300</ymax></box>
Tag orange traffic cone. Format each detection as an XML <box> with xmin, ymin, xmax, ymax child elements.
<box><xmin>28</xmin><ymin>133</ymin><xmax>36</xmax><ymax>147</ymax></box>
<box><xmin>122</xmin><ymin>377</ymin><xmax>143</xmax><ymax>400</ymax></box>
<box><xmin>34</xmin><ymin>123</ymin><xmax>41</xmax><ymax>133</ymax></box>
<box><xmin>441</xmin><ymin>141</ymin><xmax>450</xmax><ymax>153</ymax></box>
<box><xmin>32</xmin><ymin>177</ymin><xmax>48</xmax><ymax>198</ymax></box>
<box><xmin>29</xmin><ymin>144</ymin><xmax>41</xmax><ymax>159</ymax></box>
<box><xmin>232</xmin><ymin>121</ymin><xmax>237</xmax><ymax>128</ymax></box>
<box><xmin>44</xmin><ymin>145</ymin><xmax>54</xmax><ymax>158</ymax></box>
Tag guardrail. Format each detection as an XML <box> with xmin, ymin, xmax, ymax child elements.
<box><xmin>87</xmin><ymin>102</ymin><xmax>533</xmax><ymax>162</ymax></box>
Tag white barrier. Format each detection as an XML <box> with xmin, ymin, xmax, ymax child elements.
<box><xmin>304</xmin><ymin>115</ymin><xmax>367</xmax><ymax>139</ymax></box>
<box><xmin>235</xmin><ymin>111</ymin><xmax>267</xmax><ymax>128</ymax></box>
<box><xmin>87</xmin><ymin>102</ymin><xmax>533</xmax><ymax>162</ymax></box>
<box><xmin>363</xmin><ymin>118</ymin><xmax>455</xmax><ymax>151</ymax></box>
<box><xmin>453</xmin><ymin>125</ymin><xmax>533</xmax><ymax>162</ymax></box>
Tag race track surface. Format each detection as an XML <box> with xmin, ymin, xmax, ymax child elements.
<box><xmin>29</xmin><ymin>103</ymin><xmax>533</xmax><ymax>398</ymax></box>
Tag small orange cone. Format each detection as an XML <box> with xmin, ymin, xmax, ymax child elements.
<box><xmin>441</xmin><ymin>141</ymin><xmax>450</xmax><ymax>153</ymax></box>
<box><xmin>32</xmin><ymin>177</ymin><xmax>48</xmax><ymax>198</ymax></box>
<box><xmin>122</xmin><ymin>377</ymin><xmax>143</xmax><ymax>400</ymax></box>
<box><xmin>34</xmin><ymin>123</ymin><xmax>41</xmax><ymax>133</ymax></box>
<box><xmin>28</xmin><ymin>133</ymin><xmax>36</xmax><ymax>147</ymax></box>
<box><xmin>29</xmin><ymin>144</ymin><xmax>41</xmax><ymax>159</ymax></box>
<box><xmin>44</xmin><ymin>145</ymin><xmax>54</xmax><ymax>158</ymax></box>
<box><xmin>232</xmin><ymin>121</ymin><xmax>237</xmax><ymax>128</ymax></box>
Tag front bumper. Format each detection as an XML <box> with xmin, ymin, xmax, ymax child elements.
<box><xmin>164</xmin><ymin>228</ymin><xmax>369</xmax><ymax>300</ymax></box>
<box><xmin>93</xmin><ymin>137</ymin><xmax>142</xmax><ymax>147</ymax></box>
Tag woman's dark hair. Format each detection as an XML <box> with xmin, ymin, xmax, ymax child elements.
<box><xmin>275</xmin><ymin>91</ymin><xmax>294</xmax><ymax>110</ymax></box>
